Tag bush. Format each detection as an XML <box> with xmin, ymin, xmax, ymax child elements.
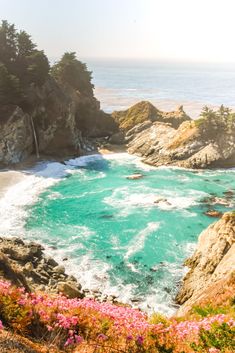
<box><xmin>0</xmin><ymin>280</ymin><xmax>234</xmax><ymax>352</ymax></box>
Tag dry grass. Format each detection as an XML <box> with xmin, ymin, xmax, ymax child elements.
<box><xmin>167</xmin><ymin>121</ymin><xmax>198</xmax><ymax>150</ymax></box>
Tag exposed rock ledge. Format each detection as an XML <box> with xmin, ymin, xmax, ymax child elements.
<box><xmin>0</xmin><ymin>237</ymin><xmax>83</xmax><ymax>299</ymax></box>
<box><xmin>176</xmin><ymin>212</ymin><xmax>235</xmax><ymax>316</ymax></box>
<box><xmin>110</xmin><ymin>101</ymin><xmax>235</xmax><ymax>168</ymax></box>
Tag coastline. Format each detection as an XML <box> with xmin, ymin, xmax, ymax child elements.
<box><xmin>0</xmin><ymin>151</ymin><xmax>234</xmax><ymax>316</ymax></box>
<box><xmin>0</xmin><ymin>170</ymin><xmax>25</xmax><ymax>197</ymax></box>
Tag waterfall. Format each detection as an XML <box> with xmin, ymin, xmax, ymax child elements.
<box><xmin>30</xmin><ymin>116</ymin><xmax>40</xmax><ymax>159</ymax></box>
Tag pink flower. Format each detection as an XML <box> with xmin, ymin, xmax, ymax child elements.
<box><xmin>0</xmin><ymin>320</ymin><xmax>3</xmax><ymax>330</ymax></box>
<box><xmin>126</xmin><ymin>334</ymin><xmax>133</xmax><ymax>341</ymax></box>
<box><xmin>64</xmin><ymin>337</ymin><xmax>74</xmax><ymax>346</ymax></box>
<box><xmin>75</xmin><ymin>335</ymin><xmax>83</xmax><ymax>344</ymax></box>
<box><xmin>97</xmin><ymin>333</ymin><xmax>108</xmax><ymax>340</ymax></box>
<box><xmin>209</xmin><ymin>348</ymin><xmax>220</xmax><ymax>353</ymax></box>
<box><xmin>136</xmin><ymin>335</ymin><xmax>144</xmax><ymax>345</ymax></box>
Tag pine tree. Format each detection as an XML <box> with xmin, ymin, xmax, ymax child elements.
<box><xmin>51</xmin><ymin>52</ymin><xmax>94</xmax><ymax>95</ymax></box>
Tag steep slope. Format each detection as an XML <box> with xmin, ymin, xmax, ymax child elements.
<box><xmin>0</xmin><ymin>22</ymin><xmax>117</xmax><ymax>165</ymax></box>
<box><xmin>127</xmin><ymin>107</ymin><xmax>235</xmax><ymax>168</ymax></box>
<box><xmin>176</xmin><ymin>212</ymin><xmax>235</xmax><ymax>315</ymax></box>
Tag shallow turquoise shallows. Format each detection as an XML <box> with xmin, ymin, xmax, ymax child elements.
<box><xmin>25</xmin><ymin>154</ymin><xmax>235</xmax><ymax>314</ymax></box>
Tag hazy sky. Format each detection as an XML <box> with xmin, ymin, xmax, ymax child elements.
<box><xmin>1</xmin><ymin>0</ymin><xmax>235</xmax><ymax>63</ymax></box>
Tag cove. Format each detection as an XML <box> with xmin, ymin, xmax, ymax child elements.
<box><xmin>25</xmin><ymin>154</ymin><xmax>235</xmax><ymax>315</ymax></box>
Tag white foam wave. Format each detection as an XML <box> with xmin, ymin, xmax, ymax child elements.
<box><xmin>104</xmin><ymin>187</ymin><xmax>201</xmax><ymax>216</ymax></box>
<box><xmin>0</xmin><ymin>162</ymin><xmax>69</xmax><ymax>235</ymax></box>
<box><xmin>125</xmin><ymin>222</ymin><xmax>161</xmax><ymax>260</ymax></box>
<box><xmin>65</xmin><ymin>154</ymin><xmax>104</xmax><ymax>167</ymax></box>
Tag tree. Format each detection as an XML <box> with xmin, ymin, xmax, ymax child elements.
<box><xmin>0</xmin><ymin>63</ymin><xmax>21</xmax><ymax>105</ymax></box>
<box><xmin>26</xmin><ymin>50</ymin><xmax>50</xmax><ymax>86</ymax></box>
<box><xmin>51</xmin><ymin>52</ymin><xmax>94</xmax><ymax>95</ymax></box>
<box><xmin>0</xmin><ymin>20</ymin><xmax>17</xmax><ymax>68</ymax></box>
<box><xmin>0</xmin><ymin>20</ymin><xmax>49</xmax><ymax>87</ymax></box>
<box><xmin>16</xmin><ymin>30</ymin><xmax>36</xmax><ymax>57</ymax></box>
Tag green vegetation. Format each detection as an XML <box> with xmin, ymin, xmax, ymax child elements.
<box><xmin>112</xmin><ymin>101</ymin><xmax>161</xmax><ymax>131</ymax></box>
<box><xmin>51</xmin><ymin>52</ymin><xmax>94</xmax><ymax>96</ymax></box>
<box><xmin>193</xmin><ymin>305</ymin><xmax>226</xmax><ymax>318</ymax></box>
<box><xmin>195</xmin><ymin>105</ymin><xmax>235</xmax><ymax>132</ymax></box>
<box><xmin>0</xmin><ymin>20</ymin><xmax>95</xmax><ymax>111</ymax></box>
<box><xmin>191</xmin><ymin>323</ymin><xmax>235</xmax><ymax>352</ymax></box>
<box><xmin>0</xmin><ymin>20</ymin><xmax>49</xmax><ymax>107</ymax></box>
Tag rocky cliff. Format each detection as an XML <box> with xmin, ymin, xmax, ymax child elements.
<box><xmin>176</xmin><ymin>212</ymin><xmax>235</xmax><ymax>315</ymax></box>
<box><xmin>0</xmin><ymin>77</ymin><xmax>117</xmax><ymax>165</ymax></box>
<box><xmin>110</xmin><ymin>101</ymin><xmax>235</xmax><ymax>169</ymax></box>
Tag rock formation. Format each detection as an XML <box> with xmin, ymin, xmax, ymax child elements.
<box><xmin>0</xmin><ymin>237</ymin><xmax>83</xmax><ymax>298</ymax></box>
<box><xmin>0</xmin><ymin>77</ymin><xmax>118</xmax><ymax>165</ymax></box>
<box><xmin>176</xmin><ymin>212</ymin><xmax>235</xmax><ymax>315</ymax></box>
<box><xmin>112</xmin><ymin>101</ymin><xmax>191</xmax><ymax>132</ymax></box>
<box><xmin>112</xmin><ymin>102</ymin><xmax>235</xmax><ymax>169</ymax></box>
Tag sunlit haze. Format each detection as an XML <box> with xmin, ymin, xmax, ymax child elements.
<box><xmin>1</xmin><ymin>0</ymin><xmax>235</xmax><ymax>63</ymax></box>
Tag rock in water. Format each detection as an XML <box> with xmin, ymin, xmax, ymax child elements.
<box><xmin>126</xmin><ymin>174</ymin><xmax>143</xmax><ymax>180</ymax></box>
<box><xmin>204</xmin><ymin>210</ymin><xmax>223</xmax><ymax>218</ymax></box>
<box><xmin>176</xmin><ymin>212</ymin><xmax>235</xmax><ymax>315</ymax></box>
<box><xmin>0</xmin><ymin>237</ymin><xmax>84</xmax><ymax>298</ymax></box>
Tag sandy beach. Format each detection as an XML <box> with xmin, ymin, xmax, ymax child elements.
<box><xmin>0</xmin><ymin>170</ymin><xmax>25</xmax><ymax>197</ymax></box>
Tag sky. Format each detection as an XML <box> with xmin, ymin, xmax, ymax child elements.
<box><xmin>1</xmin><ymin>0</ymin><xmax>235</xmax><ymax>63</ymax></box>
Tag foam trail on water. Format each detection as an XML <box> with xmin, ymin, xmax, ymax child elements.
<box><xmin>125</xmin><ymin>222</ymin><xmax>161</xmax><ymax>260</ymax></box>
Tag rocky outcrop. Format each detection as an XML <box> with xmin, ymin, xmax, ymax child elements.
<box><xmin>0</xmin><ymin>77</ymin><xmax>117</xmax><ymax>166</ymax></box>
<box><xmin>0</xmin><ymin>237</ymin><xmax>83</xmax><ymax>298</ymax></box>
<box><xmin>112</xmin><ymin>101</ymin><xmax>191</xmax><ymax>132</ymax></box>
<box><xmin>0</xmin><ymin>106</ymin><xmax>34</xmax><ymax>164</ymax></box>
<box><xmin>176</xmin><ymin>212</ymin><xmax>235</xmax><ymax>315</ymax></box>
<box><xmin>127</xmin><ymin>108</ymin><xmax>235</xmax><ymax>168</ymax></box>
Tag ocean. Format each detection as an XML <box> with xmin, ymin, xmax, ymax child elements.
<box><xmin>87</xmin><ymin>59</ymin><xmax>235</xmax><ymax>117</ymax></box>
<box><xmin>1</xmin><ymin>60</ymin><xmax>235</xmax><ymax>315</ymax></box>
<box><xmin>1</xmin><ymin>154</ymin><xmax>234</xmax><ymax>315</ymax></box>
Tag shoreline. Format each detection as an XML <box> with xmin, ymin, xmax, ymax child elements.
<box><xmin>0</xmin><ymin>145</ymin><xmax>128</xmax><ymax>195</ymax></box>
<box><xmin>0</xmin><ymin>151</ymin><xmax>234</xmax><ymax>315</ymax></box>
<box><xmin>0</xmin><ymin>170</ymin><xmax>25</xmax><ymax>197</ymax></box>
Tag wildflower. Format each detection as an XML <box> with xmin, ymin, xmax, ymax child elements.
<box><xmin>97</xmin><ymin>333</ymin><xmax>108</xmax><ymax>340</ymax></box>
<box><xmin>209</xmin><ymin>348</ymin><xmax>220</xmax><ymax>353</ymax></box>
<box><xmin>136</xmin><ymin>335</ymin><xmax>144</xmax><ymax>345</ymax></box>
<box><xmin>0</xmin><ymin>320</ymin><xmax>3</xmax><ymax>330</ymax></box>
<box><xmin>64</xmin><ymin>337</ymin><xmax>74</xmax><ymax>346</ymax></box>
<box><xmin>75</xmin><ymin>335</ymin><xmax>83</xmax><ymax>344</ymax></box>
<box><xmin>126</xmin><ymin>334</ymin><xmax>133</xmax><ymax>341</ymax></box>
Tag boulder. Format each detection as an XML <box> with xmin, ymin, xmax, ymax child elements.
<box><xmin>204</xmin><ymin>210</ymin><xmax>223</xmax><ymax>218</ymax></box>
<box><xmin>58</xmin><ymin>282</ymin><xmax>83</xmax><ymax>299</ymax></box>
<box><xmin>0</xmin><ymin>238</ymin><xmax>83</xmax><ymax>297</ymax></box>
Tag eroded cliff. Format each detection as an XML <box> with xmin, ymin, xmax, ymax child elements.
<box><xmin>176</xmin><ymin>212</ymin><xmax>235</xmax><ymax>315</ymax></box>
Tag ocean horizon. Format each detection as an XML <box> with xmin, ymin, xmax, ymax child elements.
<box><xmin>84</xmin><ymin>59</ymin><xmax>235</xmax><ymax>117</ymax></box>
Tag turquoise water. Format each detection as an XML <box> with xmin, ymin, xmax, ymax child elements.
<box><xmin>25</xmin><ymin>154</ymin><xmax>235</xmax><ymax>314</ymax></box>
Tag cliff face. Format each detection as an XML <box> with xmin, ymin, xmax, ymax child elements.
<box><xmin>0</xmin><ymin>77</ymin><xmax>117</xmax><ymax>165</ymax></box>
<box><xmin>128</xmin><ymin>116</ymin><xmax>235</xmax><ymax>169</ymax></box>
<box><xmin>176</xmin><ymin>212</ymin><xmax>235</xmax><ymax>315</ymax></box>
<box><xmin>110</xmin><ymin>101</ymin><xmax>235</xmax><ymax>169</ymax></box>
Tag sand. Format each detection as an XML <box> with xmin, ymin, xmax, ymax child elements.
<box><xmin>98</xmin><ymin>144</ymin><xmax>126</xmax><ymax>154</ymax></box>
<box><xmin>0</xmin><ymin>171</ymin><xmax>25</xmax><ymax>197</ymax></box>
